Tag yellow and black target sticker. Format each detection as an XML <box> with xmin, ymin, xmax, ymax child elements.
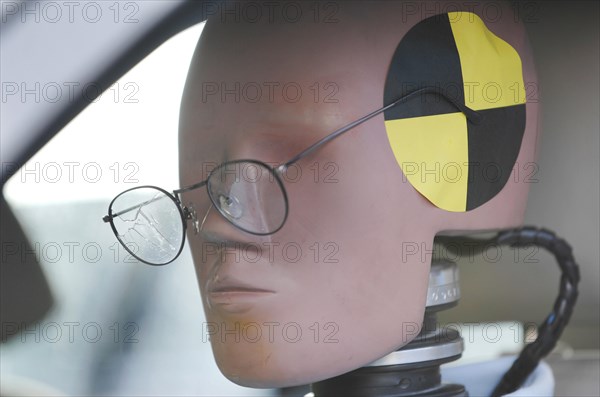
<box><xmin>384</xmin><ymin>12</ymin><xmax>526</xmax><ymax>212</ymax></box>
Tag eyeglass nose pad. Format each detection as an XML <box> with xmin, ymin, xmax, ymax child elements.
<box><xmin>185</xmin><ymin>203</ymin><xmax>200</xmax><ymax>235</ymax></box>
<box><xmin>218</xmin><ymin>194</ymin><xmax>243</xmax><ymax>220</ymax></box>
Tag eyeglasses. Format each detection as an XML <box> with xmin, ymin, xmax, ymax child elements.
<box><xmin>103</xmin><ymin>86</ymin><xmax>481</xmax><ymax>265</ymax></box>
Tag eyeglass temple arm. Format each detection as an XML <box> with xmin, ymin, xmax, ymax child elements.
<box><xmin>279</xmin><ymin>86</ymin><xmax>481</xmax><ymax>170</ymax></box>
<box><xmin>103</xmin><ymin>194</ymin><xmax>171</xmax><ymax>223</ymax></box>
<box><xmin>103</xmin><ymin>181</ymin><xmax>208</xmax><ymax>223</ymax></box>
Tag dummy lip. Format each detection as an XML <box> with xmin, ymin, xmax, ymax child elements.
<box><xmin>209</xmin><ymin>286</ymin><xmax>276</xmax><ymax>294</ymax></box>
<box><xmin>208</xmin><ymin>277</ymin><xmax>276</xmax><ymax>294</ymax></box>
<box><xmin>207</xmin><ymin>278</ymin><xmax>276</xmax><ymax>313</ymax></box>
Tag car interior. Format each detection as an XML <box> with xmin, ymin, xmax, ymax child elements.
<box><xmin>1</xmin><ymin>1</ymin><xmax>598</xmax><ymax>396</ymax></box>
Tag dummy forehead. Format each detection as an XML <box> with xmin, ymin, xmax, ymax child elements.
<box><xmin>180</xmin><ymin>1</ymin><xmax>532</xmax><ymax>152</ymax></box>
<box><xmin>179</xmin><ymin>3</ymin><xmax>407</xmax><ymax>156</ymax></box>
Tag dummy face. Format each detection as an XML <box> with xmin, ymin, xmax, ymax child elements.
<box><xmin>179</xmin><ymin>1</ymin><xmax>538</xmax><ymax>388</ymax></box>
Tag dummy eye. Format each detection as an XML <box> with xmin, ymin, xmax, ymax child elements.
<box><xmin>218</xmin><ymin>194</ymin><xmax>243</xmax><ymax>219</ymax></box>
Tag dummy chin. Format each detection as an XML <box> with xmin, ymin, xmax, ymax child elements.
<box><xmin>178</xmin><ymin>1</ymin><xmax>539</xmax><ymax>388</ymax></box>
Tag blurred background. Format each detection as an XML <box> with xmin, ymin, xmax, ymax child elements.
<box><xmin>1</xmin><ymin>1</ymin><xmax>598</xmax><ymax>396</ymax></box>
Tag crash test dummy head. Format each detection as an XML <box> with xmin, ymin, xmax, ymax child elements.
<box><xmin>178</xmin><ymin>0</ymin><xmax>539</xmax><ymax>388</ymax></box>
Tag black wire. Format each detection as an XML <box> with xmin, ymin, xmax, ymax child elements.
<box><xmin>435</xmin><ymin>226</ymin><xmax>580</xmax><ymax>395</ymax></box>
<box><xmin>490</xmin><ymin>226</ymin><xmax>580</xmax><ymax>396</ymax></box>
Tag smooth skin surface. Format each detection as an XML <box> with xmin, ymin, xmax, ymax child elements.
<box><xmin>179</xmin><ymin>1</ymin><xmax>539</xmax><ymax>388</ymax></box>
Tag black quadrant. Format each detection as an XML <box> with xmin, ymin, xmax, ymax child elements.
<box><xmin>466</xmin><ymin>104</ymin><xmax>527</xmax><ymax>210</ymax></box>
<box><xmin>384</xmin><ymin>14</ymin><xmax>465</xmax><ymax>121</ymax></box>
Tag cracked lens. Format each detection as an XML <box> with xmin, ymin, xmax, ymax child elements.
<box><xmin>112</xmin><ymin>189</ymin><xmax>184</xmax><ymax>264</ymax></box>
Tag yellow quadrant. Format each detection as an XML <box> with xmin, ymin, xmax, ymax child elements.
<box><xmin>449</xmin><ymin>11</ymin><xmax>526</xmax><ymax>110</ymax></box>
<box><xmin>385</xmin><ymin>112</ymin><xmax>468</xmax><ymax>212</ymax></box>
